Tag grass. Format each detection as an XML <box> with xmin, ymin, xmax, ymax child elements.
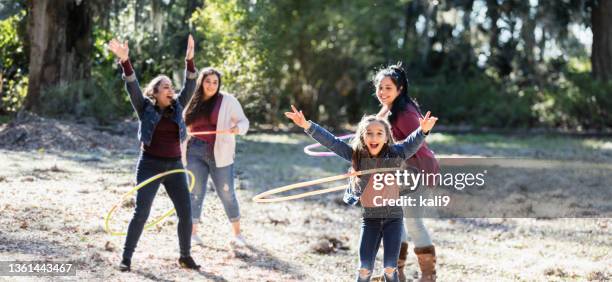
<box><xmin>426</xmin><ymin>132</ymin><xmax>612</xmax><ymax>162</ymax></box>
<box><xmin>0</xmin><ymin>129</ymin><xmax>610</xmax><ymax>281</ymax></box>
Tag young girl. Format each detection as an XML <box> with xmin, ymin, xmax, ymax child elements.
<box><xmin>285</xmin><ymin>105</ymin><xmax>437</xmax><ymax>282</ymax></box>
<box><xmin>107</xmin><ymin>35</ymin><xmax>200</xmax><ymax>271</ymax></box>
<box><xmin>182</xmin><ymin>67</ymin><xmax>249</xmax><ymax>248</ymax></box>
<box><xmin>375</xmin><ymin>63</ymin><xmax>440</xmax><ymax>282</ymax></box>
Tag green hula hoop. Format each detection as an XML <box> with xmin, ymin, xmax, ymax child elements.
<box><xmin>104</xmin><ymin>169</ymin><xmax>195</xmax><ymax>236</ymax></box>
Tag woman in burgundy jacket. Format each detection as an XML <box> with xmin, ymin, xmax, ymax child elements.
<box><xmin>374</xmin><ymin>63</ymin><xmax>440</xmax><ymax>282</ymax></box>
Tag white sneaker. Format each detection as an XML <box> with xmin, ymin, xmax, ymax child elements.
<box><xmin>191</xmin><ymin>234</ymin><xmax>204</xmax><ymax>246</ymax></box>
<box><xmin>230</xmin><ymin>235</ymin><xmax>247</xmax><ymax>248</ymax></box>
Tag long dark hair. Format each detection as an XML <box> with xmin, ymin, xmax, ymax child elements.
<box><xmin>373</xmin><ymin>62</ymin><xmax>421</xmax><ymax>124</ymax></box>
<box><xmin>184</xmin><ymin>67</ymin><xmax>222</xmax><ymax>125</ymax></box>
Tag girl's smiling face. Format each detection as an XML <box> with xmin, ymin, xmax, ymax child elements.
<box><xmin>376</xmin><ymin>77</ymin><xmax>400</xmax><ymax>106</ymax></box>
<box><xmin>363</xmin><ymin>121</ymin><xmax>388</xmax><ymax>156</ymax></box>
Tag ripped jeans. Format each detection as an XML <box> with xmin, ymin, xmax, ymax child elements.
<box><xmin>356</xmin><ymin>217</ymin><xmax>402</xmax><ymax>282</ymax></box>
<box><xmin>186</xmin><ymin>138</ymin><xmax>240</xmax><ymax>223</ymax></box>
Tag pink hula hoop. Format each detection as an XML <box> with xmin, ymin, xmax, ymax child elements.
<box><xmin>303</xmin><ymin>134</ymin><xmax>355</xmax><ymax>157</ymax></box>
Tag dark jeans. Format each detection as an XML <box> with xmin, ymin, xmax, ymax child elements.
<box><xmin>357</xmin><ymin>217</ymin><xmax>403</xmax><ymax>282</ymax></box>
<box><xmin>122</xmin><ymin>153</ymin><xmax>193</xmax><ymax>260</ymax></box>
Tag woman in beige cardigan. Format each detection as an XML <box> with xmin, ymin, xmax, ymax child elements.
<box><xmin>182</xmin><ymin>67</ymin><xmax>249</xmax><ymax>248</ymax></box>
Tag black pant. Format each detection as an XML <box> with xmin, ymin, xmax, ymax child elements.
<box><xmin>122</xmin><ymin>153</ymin><xmax>192</xmax><ymax>260</ymax></box>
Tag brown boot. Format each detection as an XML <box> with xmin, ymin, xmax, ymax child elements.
<box><xmin>397</xmin><ymin>241</ymin><xmax>409</xmax><ymax>282</ymax></box>
<box><xmin>414</xmin><ymin>245</ymin><xmax>436</xmax><ymax>282</ymax></box>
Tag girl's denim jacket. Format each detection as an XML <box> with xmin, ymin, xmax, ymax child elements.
<box><xmin>304</xmin><ymin>121</ymin><xmax>427</xmax><ymax>207</ymax></box>
<box><xmin>123</xmin><ymin>68</ymin><xmax>197</xmax><ymax>146</ymax></box>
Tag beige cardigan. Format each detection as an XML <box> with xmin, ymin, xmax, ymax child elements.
<box><xmin>182</xmin><ymin>93</ymin><xmax>249</xmax><ymax>167</ymax></box>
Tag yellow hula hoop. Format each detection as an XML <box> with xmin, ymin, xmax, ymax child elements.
<box><xmin>252</xmin><ymin>167</ymin><xmax>399</xmax><ymax>203</ymax></box>
<box><xmin>104</xmin><ymin>169</ymin><xmax>196</xmax><ymax>236</ymax></box>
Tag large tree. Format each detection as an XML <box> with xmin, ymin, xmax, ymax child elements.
<box><xmin>23</xmin><ymin>0</ymin><xmax>97</xmax><ymax>112</ymax></box>
<box><xmin>591</xmin><ymin>0</ymin><xmax>612</xmax><ymax>81</ymax></box>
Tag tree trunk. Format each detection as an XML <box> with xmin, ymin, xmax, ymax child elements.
<box><xmin>486</xmin><ymin>0</ymin><xmax>500</xmax><ymax>60</ymax></box>
<box><xmin>520</xmin><ymin>5</ymin><xmax>537</xmax><ymax>82</ymax></box>
<box><xmin>591</xmin><ymin>0</ymin><xmax>612</xmax><ymax>81</ymax></box>
<box><xmin>24</xmin><ymin>0</ymin><xmax>93</xmax><ymax>113</ymax></box>
<box><xmin>152</xmin><ymin>0</ymin><xmax>164</xmax><ymax>36</ymax></box>
<box><xmin>419</xmin><ymin>0</ymin><xmax>437</xmax><ymax>66</ymax></box>
<box><xmin>459</xmin><ymin>0</ymin><xmax>475</xmax><ymax>71</ymax></box>
<box><xmin>402</xmin><ymin>1</ymin><xmax>417</xmax><ymax>51</ymax></box>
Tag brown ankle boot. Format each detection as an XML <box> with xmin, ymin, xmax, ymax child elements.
<box><xmin>414</xmin><ymin>245</ymin><xmax>436</xmax><ymax>282</ymax></box>
<box><xmin>397</xmin><ymin>241</ymin><xmax>409</xmax><ymax>282</ymax></box>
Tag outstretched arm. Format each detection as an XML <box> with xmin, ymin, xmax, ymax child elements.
<box><xmin>108</xmin><ymin>39</ymin><xmax>145</xmax><ymax>118</ymax></box>
<box><xmin>178</xmin><ymin>34</ymin><xmax>198</xmax><ymax>107</ymax></box>
<box><xmin>285</xmin><ymin>105</ymin><xmax>353</xmax><ymax>162</ymax></box>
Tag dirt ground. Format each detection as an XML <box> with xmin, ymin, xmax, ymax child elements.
<box><xmin>0</xmin><ymin>115</ymin><xmax>610</xmax><ymax>281</ymax></box>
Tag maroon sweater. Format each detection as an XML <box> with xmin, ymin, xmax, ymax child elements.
<box><xmin>391</xmin><ymin>104</ymin><xmax>440</xmax><ymax>175</ymax></box>
<box><xmin>121</xmin><ymin>58</ymin><xmax>196</xmax><ymax>158</ymax></box>
<box><xmin>189</xmin><ymin>95</ymin><xmax>223</xmax><ymax>145</ymax></box>
<box><xmin>143</xmin><ymin>113</ymin><xmax>181</xmax><ymax>158</ymax></box>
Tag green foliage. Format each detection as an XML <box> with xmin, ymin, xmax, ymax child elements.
<box><xmin>4</xmin><ymin>0</ymin><xmax>611</xmax><ymax>129</ymax></box>
<box><xmin>39</xmin><ymin>74</ymin><xmax>131</xmax><ymax>124</ymax></box>
<box><xmin>33</xmin><ymin>20</ymin><xmax>132</xmax><ymax>123</ymax></box>
<box><xmin>47</xmin><ymin>0</ymin><xmax>204</xmax><ymax>123</ymax></box>
<box><xmin>191</xmin><ymin>0</ymin><xmax>272</xmax><ymax>124</ymax></box>
<box><xmin>191</xmin><ymin>0</ymin><xmax>417</xmax><ymax>126</ymax></box>
<box><xmin>532</xmin><ymin>57</ymin><xmax>612</xmax><ymax>129</ymax></box>
<box><xmin>411</xmin><ymin>74</ymin><xmax>537</xmax><ymax>127</ymax></box>
<box><xmin>0</xmin><ymin>10</ymin><xmax>27</xmax><ymax>113</ymax></box>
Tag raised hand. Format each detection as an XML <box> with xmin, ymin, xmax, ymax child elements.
<box><xmin>284</xmin><ymin>105</ymin><xmax>310</xmax><ymax>129</ymax></box>
<box><xmin>185</xmin><ymin>34</ymin><xmax>194</xmax><ymax>60</ymax></box>
<box><xmin>107</xmin><ymin>39</ymin><xmax>129</xmax><ymax>62</ymax></box>
<box><xmin>419</xmin><ymin>111</ymin><xmax>438</xmax><ymax>134</ymax></box>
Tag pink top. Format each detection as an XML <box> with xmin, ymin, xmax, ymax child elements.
<box><xmin>390</xmin><ymin>104</ymin><xmax>440</xmax><ymax>176</ymax></box>
<box><xmin>190</xmin><ymin>95</ymin><xmax>223</xmax><ymax>145</ymax></box>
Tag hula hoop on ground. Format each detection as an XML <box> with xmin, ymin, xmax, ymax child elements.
<box><xmin>303</xmin><ymin>134</ymin><xmax>355</xmax><ymax>157</ymax></box>
<box><xmin>252</xmin><ymin>167</ymin><xmax>399</xmax><ymax>203</ymax></box>
<box><xmin>104</xmin><ymin>169</ymin><xmax>196</xmax><ymax>236</ymax></box>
